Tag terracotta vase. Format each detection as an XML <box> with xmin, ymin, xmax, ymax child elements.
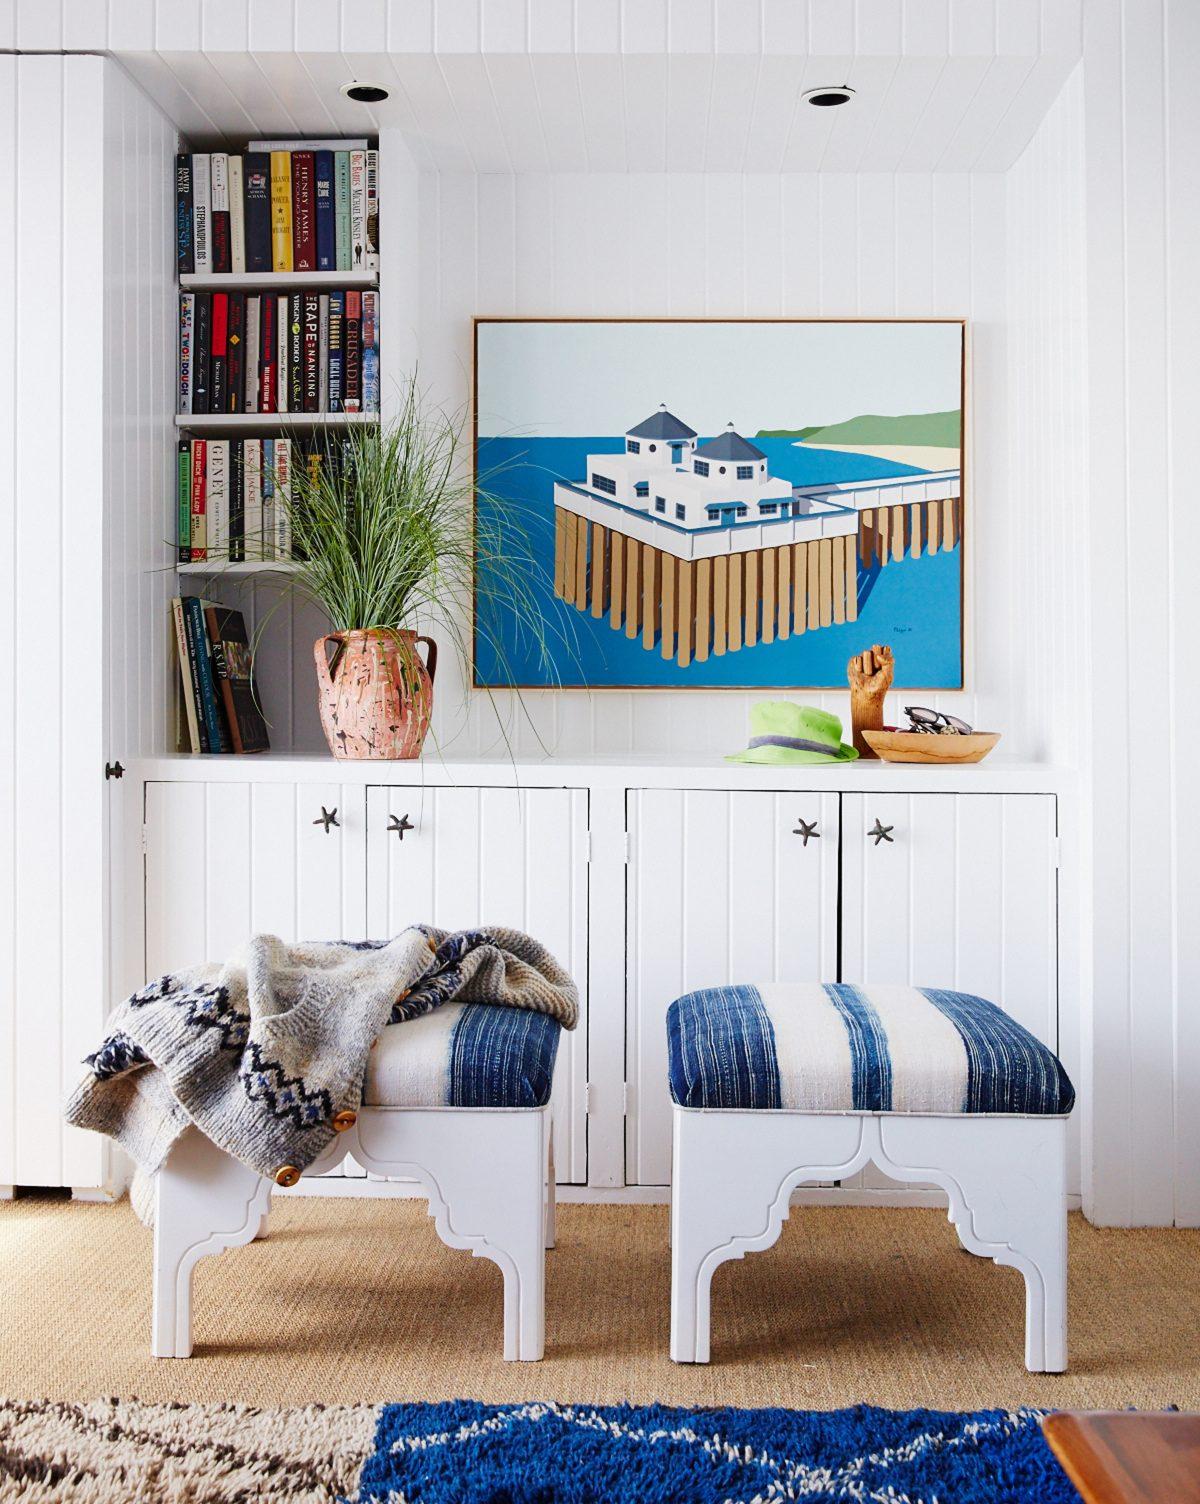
<box><xmin>314</xmin><ymin>628</ymin><xmax>438</xmax><ymax>760</ymax></box>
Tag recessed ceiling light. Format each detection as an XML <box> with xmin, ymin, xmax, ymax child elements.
<box><xmin>803</xmin><ymin>85</ymin><xmax>855</xmax><ymax>108</ymax></box>
<box><xmin>340</xmin><ymin>80</ymin><xmax>390</xmax><ymax>104</ymax></box>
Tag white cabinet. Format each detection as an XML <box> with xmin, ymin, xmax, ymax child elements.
<box><xmin>365</xmin><ymin>786</ymin><xmax>590</xmax><ymax>1183</ymax></box>
<box><xmin>625</xmin><ymin>788</ymin><xmax>840</xmax><ymax>1186</ymax></box>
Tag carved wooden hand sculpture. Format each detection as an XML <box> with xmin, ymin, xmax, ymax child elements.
<box><xmin>848</xmin><ymin>643</ymin><xmax>894</xmax><ymax>758</ymax></box>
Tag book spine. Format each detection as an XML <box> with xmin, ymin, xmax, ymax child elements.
<box><xmin>204</xmin><ymin>605</ymin><xmax>246</xmax><ymax>755</ymax></box>
<box><xmin>334</xmin><ymin>151</ymin><xmax>351</xmax><ymax>271</ymax></box>
<box><xmin>178</xmin><ymin>293</ymin><xmax>195</xmax><ymax>414</ymax></box>
<box><xmin>244</xmin><ymin>295</ymin><xmax>260</xmax><ymax>412</ymax></box>
<box><xmin>209</xmin><ymin>292</ymin><xmax>229</xmax><ymax>412</ymax></box>
<box><xmin>327</xmin><ymin>292</ymin><xmax>344</xmax><ymax>413</ymax></box>
<box><xmin>288</xmin><ymin>291</ymin><xmax>303</xmax><ymax>413</ymax></box>
<box><xmin>172</xmin><ymin>597</ymin><xmax>202</xmax><ymax>753</ymax></box>
<box><xmin>259</xmin><ymin>293</ymin><xmax>277</xmax><ymax>414</ymax></box>
<box><xmin>277</xmin><ymin>294</ymin><xmax>290</xmax><ymax>414</ymax></box>
<box><xmin>275</xmin><ymin>437</ymin><xmax>292</xmax><ymax>559</ymax></box>
<box><xmin>270</xmin><ymin>150</ymin><xmax>293</xmax><ymax>272</ymax></box>
<box><xmin>175</xmin><ymin>153</ymin><xmax>194</xmax><ymax>275</ymax></box>
<box><xmin>189</xmin><ymin>439</ymin><xmax>207</xmax><ymax>561</ymax></box>
<box><xmin>192</xmin><ymin>293</ymin><xmax>211</xmax><ymax>414</ymax></box>
<box><xmin>210</xmin><ymin>151</ymin><xmax>231</xmax><ymax>273</ymax></box>
<box><xmin>184</xmin><ymin>595</ymin><xmax>226</xmax><ymax>753</ymax></box>
<box><xmin>245</xmin><ymin>438</ymin><xmax>263</xmax><ymax>562</ymax></box>
<box><xmin>260</xmin><ymin>439</ymin><xmax>274</xmax><ymax>560</ymax></box>
<box><xmin>349</xmin><ymin>150</ymin><xmax>367</xmax><ymax>269</ymax></box>
<box><xmin>314</xmin><ymin>150</ymin><xmax>335</xmax><ymax>270</ymax></box>
<box><xmin>229</xmin><ymin>438</ymin><xmax>244</xmax><ymax>562</ymax></box>
<box><xmin>225</xmin><ymin>292</ymin><xmax>245</xmax><ymax>414</ymax></box>
<box><xmin>291</xmin><ymin>150</ymin><xmax>316</xmax><ymax>270</ymax></box>
<box><xmin>343</xmin><ymin>290</ymin><xmax>362</xmax><ymax>412</ymax></box>
<box><xmin>248</xmin><ymin>136</ymin><xmax>370</xmax><ymax>152</ymax></box>
<box><xmin>177</xmin><ymin>440</ymin><xmax>191</xmax><ymax>563</ymax></box>
<box><xmin>207</xmin><ymin>438</ymin><xmax>229</xmax><ymax>559</ymax></box>
<box><xmin>318</xmin><ymin>294</ymin><xmax>330</xmax><ymax>412</ymax></box>
<box><xmin>302</xmin><ymin>292</ymin><xmax>320</xmax><ymax>413</ymax></box>
<box><xmin>243</xmin><ymin>152</ymin><xmax>272</xmax><ymax>273</ymax></box>
<box><xmin>228</xmin><ymin>155</ymin><xmax>245</xmax><ymax>274</ymax></box>
<box><xmin>365</xmin><ymin>148</ymin><xmax>379</xmax><ymax>269</ymax></box>
<box><xmin>361</xmin><ymin>290</ymin><xmax>378</xmax><ymax>413</ymax></box>
<box><xmin>192</xmin><ymin>153</ymin><xmax>212</xmax><ymax>273</ymax></box>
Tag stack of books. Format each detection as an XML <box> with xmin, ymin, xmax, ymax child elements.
<box><xmin>176</xmin><ymin>140</ymin><xmax>378</xmax><ymax>275</ymax></box>
<box><xmin>178</xmin><ymin>287</ymin><xmax>379</xmax><ymax>414</ymax></box>
<box><xmin>172</xmin><ymin>597</ymin><xmax>270</xmax><ymax>754</ymax></box>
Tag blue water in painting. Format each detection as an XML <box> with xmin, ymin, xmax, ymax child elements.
<box><xmin>475</xmin><ymin>436</ymin><xmax>962</xmax><ymax>689</ymax></box>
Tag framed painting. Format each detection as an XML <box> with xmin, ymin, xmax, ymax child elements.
<box><xmin>473</xmin><ymin>318</ymin><xmax>965</xmax><ymax>690</ymax></box>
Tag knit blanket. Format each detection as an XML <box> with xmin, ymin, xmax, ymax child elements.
<box><xmin>63</xmin><ymin>926</ymin><xmax>578</xmax><ymax>1188</ymax></box>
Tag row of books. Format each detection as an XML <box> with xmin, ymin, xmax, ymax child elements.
<box><xmin>176</xmin><ymin>139</ymin><xmax>378</xmax><ymax>276</ymax></box>
<box><xmin>180</xmin><ymin>436</ymin><xmax>294</xmax><ymax>563</ymax></box>
<box><xmin>179</xmin><ymin>289</ymin><xmax>379</xmax><ymax>415</ymax></box>
<box><xmin>172</xmin><ymin>597</ymin><xmax>270</xmax><ymax>755</ymax></box>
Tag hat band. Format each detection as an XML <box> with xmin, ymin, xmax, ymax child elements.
<box><xmin>747</xmin><ymin>734</ymin><xmax>839</xmax><ymax>756</ymax></box>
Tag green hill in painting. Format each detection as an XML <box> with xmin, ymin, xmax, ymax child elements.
<box><xmin>757</xmin><ymin>410</ymin><xmax>961</xmax><ymax>446</ymax></box>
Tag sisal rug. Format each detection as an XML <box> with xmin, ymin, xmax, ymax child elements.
<box><xmin>0</xmin><ymin>1397</ymin><xmax>1077</xmax><ymax>1502</ymax></box>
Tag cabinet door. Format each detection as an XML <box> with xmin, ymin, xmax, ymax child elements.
<box><xmin>365</xmin><ymin>785</ymin><xmax>589</xmax><ymax>1184</ymax></box>
<box><xmin>625</xmin><ymin>788</ymin><xmax>840</xmax><ymax>1186</ymax></box>
<box><xmin>840</xmin><ymin>793</ymin><xmax>1058</xmax><ymax>1045</ymax></box>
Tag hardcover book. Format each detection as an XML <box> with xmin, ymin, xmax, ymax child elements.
<box><xmin>172</xmin><ymin>597</ymin><xmax>203</xmax><ymax>753</ymax></box>
<box><xmin>189</xmin><ymin>439</ymin><xmax>207</xmax><ymax>561</ymax></box>
<box><xmin>259</xmin><ymin>293</ymin><xmax>277</xmax><ymax>413</ymax></box>
<box><xmin>327</xmin><ymin>291</ymin><xmax>344</xmax><ymax>412</ymax></box>
<box><xmin>228</xmin><ymin>439</ymin><xmax>244</xmax><ymax>562</ymax></box>
<box><xmin>184</xmin><ymin>595</ymin><xmax>232</xmax><ymax>753</ymax></box>
<box><xmin>314</xmin><ymin>150</ymin><xmax>335</xmax><ymax>270</ymax></box>
<box><xmin>277</xmin><ymin>294</ymin><xmax>290</xmax><ymax>414</ymax></box>
<box><xmin>177</xmin><ymin>440</ymin><xmax>191</xmax><ymax>563</ymax></box>
<box><xmin>243</xmin><ymin>152</ymin><xmax>272</xmax><ymax>273</ymax></box>
<box><xmin>210</xmin><ymin>152</ymin><xmax>231</xmax><ymax>273</ymax></box>
<box><xmin>193</xmin><ymin>293</ymin><xmax>211</xmax><ymax>414</ymax></box>
<box><xmin>270</xmin><ymin>150</ymin><xmax>293</xmax><ymax>272</ymax></box>
<box><xmin>349</xmin><ymin>150</ymin><xmax>367</xmax><ymax>269</ymax></box>
<box><xmin>209</xmin><ymin>293</ymin><xmax>229</xmax><ymax>412</ymax></box>
<box><xmin>291</xmin><ymin>150</ymin><xmax>316</xmax><ymax>270</ymax></box>
<box><xmin>225</xmin><ymin>293</ymin><xmax>245</xmax><ymax>415</ymax></box>
<box><xmin>207</xmin><ymin>438</ymin><xmax>229</xmax><ymax>558</ymax></box>
<box><xmin>245</xmin><ymin>438</ymin><xmax>263</xmax><ymax>562</ymax></box>
<box><xmin>192</xmin><ymin>153</ymin><xmax>212</xmax><ymax>273</ymax></box>
<box><xmin>274</xmin><ymin>437</ymin><xmax>292</xmax><ymax>560</ymax></box>
<box><xmin>288</xmin><ymin>291</ymin><xmax>303</xmax><ymax>413</ymax></box>
<box><xmin>318</xmin><ymin>294</ymin><xmax>330</xmax><ymax>412</ymax></box>
<box><xmin>334</xmin><ymin>151</ymin><xmax>351</xmax><ymax>271</ymax></box>
<box><xmin>248</xmin><ymin>136</ymin><xmax>369</xmax><ymax>151</ymax></box>
<box><xmin>364</xmin><ymin>148</ymin><xmax>379</xmax><ymax>269</ymax></box>
<box><xmin>261</xmin><ymin>439</ymin><xmax>275</xmax><ymax>559</ymax></box>
<box><xmin>244</xmin><ymin>295</ymin><xmax>261</xmax><ymax>412</ymax></box>
<box><xmin>205</xmin><ymin>605</ymin><xmax>270</xmax><ymax>754</ymax></box>
<box><xmin>343</xmin><ymin>290</ymin><xmax>362</xmax><ymax>411</ymax></box>
<box><xmin>228</xmin><ymin>155</ymin><xmax>246</xmax><ymax>274</ymax></box>
<box><xmin>302</xmin><ymin>292</ymin><xmax>320</xmax><ymax>412</ymax></box>
<box><xmin>175</xmin><ymin>153</ymin><xmax>194</xmax><ymax>274</ymax></box>
<box><xmin>178</xmin><ymin>293</ymin><xmax>195</xmax><ymax>414</ymax></box>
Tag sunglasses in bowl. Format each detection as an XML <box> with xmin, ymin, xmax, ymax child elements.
<box><xmin>904</xmin><ymin>706</ymin><xmax>974</xmax><ymax>736</ymax></box>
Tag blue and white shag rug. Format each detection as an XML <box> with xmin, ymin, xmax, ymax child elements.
<box><xmin>0</xmin><ymin>1397</ymin><xmax>1078</xmax><ymax>1502</ymax></box>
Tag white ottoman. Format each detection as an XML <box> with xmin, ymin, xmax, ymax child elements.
<box><xmin>667</xmin><ymin>983</ymin><xmax>1074</xmax><ymax>1371</ymax></box>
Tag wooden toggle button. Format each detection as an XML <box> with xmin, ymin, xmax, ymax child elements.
<box><xmin>332</xmin><ymin>1110</ymin><xmax>358</xmax><ymax>1132</ymax></box>
<box><xmin>275</xmin><ymin>1165</ymin><xmax>301</xmax><ymax>1187</ymax></box>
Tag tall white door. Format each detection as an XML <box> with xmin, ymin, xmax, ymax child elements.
<box><xmin>365</xmin><ymin>785</ymin><xmax>590</xmax><ymax>1184</ymax></box>
<box><xmin>625</xmin><ymin>788</ymin><xmax>840</xmax><ymax>1186</ymax></box>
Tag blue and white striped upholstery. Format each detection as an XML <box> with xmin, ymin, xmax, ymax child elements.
<box><xmin>667</xmin><ymin>984</ymin><xmax>1074</xmax><ymax>1116</ymax></box>
<box><xmin>364</xmin><ymin>1001</ymin><xmax>561</xmax><ymax>1109</ymax></box>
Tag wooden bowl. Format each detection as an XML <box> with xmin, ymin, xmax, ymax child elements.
<box><xmin>862</xmin><ymin>730</ymin><xmax>1001</xmax><ymax>765</ymax></box>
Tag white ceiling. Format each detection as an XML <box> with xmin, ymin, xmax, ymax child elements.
<box><xmin>95</xmin><ymin>1</ymin><xmax>1084</xmax><ymax>174</ymax></box>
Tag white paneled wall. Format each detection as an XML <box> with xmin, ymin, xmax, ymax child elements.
<box><xmin>1082</xmin><ymin>0</ymin><xmax>1200</xmax><ymax>1227</ymax></box>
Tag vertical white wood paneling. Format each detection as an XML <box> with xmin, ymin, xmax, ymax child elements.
<box><xmin>365</xmin><ymin>785</ymin><xmax>589</xmax><ymax>1182</ymax></box>
<box><xmin>0</xmin><ymin>55</ymin><xmax>15</xmax><ymax>1187</ymax></box>
<box><xmin>625</xmin><ymin>788</ymin><xmax>838</xmax><ymax>1185</ymax></box>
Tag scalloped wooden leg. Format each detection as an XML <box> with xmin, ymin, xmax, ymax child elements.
<box><xmin>152</xmin><ymin>1128</ymin><xmax>271</xmax><ymax>1359</ymax></box>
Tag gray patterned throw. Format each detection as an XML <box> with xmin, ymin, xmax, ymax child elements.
<box><xmin>64</xmin><ymin>925</ymin><xmax>578</xmax><ymax>1187</ymax></box>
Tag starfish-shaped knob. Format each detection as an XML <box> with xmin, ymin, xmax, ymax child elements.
<box><xmin>869</xmin><ymin>818</ymin><xmax>895</xmax><ymax>846</ymax></box>
<box><xmin>793</xmin><ymin>818</ymin><xmax>820</xmax><ymax>846</ymax></box>
<box><xmin>388</xmin><ymin>813</ymin><xmax>415</xmax><ymax>841</ymax></box>
<box><xmin>313</xmin><ymin>806</ymin><xmax>339</xmax><ymax>833</ymax></box>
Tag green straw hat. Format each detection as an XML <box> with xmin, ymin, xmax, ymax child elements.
<box><xmin>726</xmin><ymin>701</ymin><xmax>859</xmax><ymax>765</ymax></box>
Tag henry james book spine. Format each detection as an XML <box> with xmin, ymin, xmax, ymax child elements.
<box><xmin>192</xmin><ymin>152</ymin><xmax>212</xmax><ymax>273</ymax></box>
<box><xmin>302</xmin><ymin>292</ymin><xmax>320</xmax><ymax>412</ymax></box>
<box><xmin>210</xmin><ymin>151</ymin><xmax>231</xmax><ymax>273</ymax></box>
<box><xmin>291</xmin><ymin>150</ymin><xmax>316</xmax><ymax>271</ymax></box>
<box><xmin>175</xmin><ymin>153</ymin><xmax>194</xmax><ymax>274</ymax></box>
<box><xmin>242</xmin><ymin>152</ymin><xmax>272</xmax><ymax>273</ymax></box>
<box><xmin>314</xmin><ymin>150</ymin><xmax>335</xmax><ymax>270</ymax></box>
<box><xmin>270</xmin><ymin>150</ymin><xmax>293</xmax><ymax>272</ymax></box>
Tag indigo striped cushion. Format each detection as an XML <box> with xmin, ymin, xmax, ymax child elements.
<box><xmin>667</xmin><ymin>984</ymin><xmax>1074</xmax><ymax>1115</ymax></box>
<box><xmin>364</xmin><ymin>1001</ymin><xmax>561</xmax><ymax>1109</ymax></box>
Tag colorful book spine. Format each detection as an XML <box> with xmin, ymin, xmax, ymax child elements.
<box><xmin>228</xmin><ymin>154</ymin><xmax>245</xmax><ymax>274</ymax></box>
<box><xmin>270</xmin><ymin>150</ymin><xmax>293</xmax><ymax>272</ymax></box>
<box><xmin>209</xmin><ymin>293</ymin><xmax>229</xmax><ymax>412</ymax></box>
<box><xmin>189</xmin><ymin>439</ymin><xmax>207</xmax><ymax>561</ymax></box>
<box><xmin>349</xmin><ymin>150</ymin><xmax>367</xmax><ymax>269</ymax></box>
<box><xmin>172</xmin><ymin>597</ymin><xmax>202</xmax><ymax>754</ymax></box>
<box><xmin>245</xmin><ymin>439</ymin><xmax>263</xmax><ymax>562</ymax></box>
<box><xmin>207</xmin><ymin>438</ymin><xmax>229</xmax><ymax>559</ymax></box>
<box><xmin>229</xmin><ymin>439</ymin><xmax>244</xmax><ymax>562</ymax></box>
<box><xmin>302</xmin><ymin>292</ymin><xmax>320</xmax><ymax>412</ymax></box>
<box><xmin>243</xmin><ymin>152</ymin><xmax>272</xmax><ymax>273</ymax></box>
<box><xmin>177</xmin><ymin>440</ymin><xmax>191</xmax><ymax>563</ymax></box>
<box><xmin>192</xmin><ymin>293</ymin><xmax>211</xmax><ymax>414</ymax></box>
<box><xmin>288</xmin><ymin>292</ymin><xmax>303</xmax><ymax>414</ymax></box>
<box><xmin>334</xmin><ymin>151</ymin><xmax>351</xmax><ymax>271</ymax></box>
<box><xmin>244</xmin><ymin>295</ymin><xmax>260</xmax><ymax>412</ymax></box>
<box><xmin>314</xmin><ymin>150</ymin><xmax>335</xmax><ymax>270</ymax></box>
<box><xmin>291</xmin><ymin>150</ymin><xmax>316</xmax><ymax>271</ymax></box>
<box><xmin>184</xmin><ymin>595</ymin><xmax>230</xmax><ymax>753</ymax></box>
<box><xmin>175</xmin><ymin>153</ymin><xmax>194</xmax><ymax>274</ymax></box>
<box><xmin>259</xmin><ymin>293</ymin><xmax>277</xmax><ymax>413</ymax></box>
<box><xmin>327</xmin><ymin>292</ymin><xmax>344</xmax><ymax>413</ymax></box>
<box><xmin>192</xmin><ymin>153</ymin><xmax>212</xmax><ymax>273</ymax></box>
<box><xmin>274</xmin><ymin>437</ymin><xmax>292</xmax><ymax>560</ymax></box>
<box><xmin>362</xmin><ymin>290</ymin><xmax>379</xmax><ymax>413</ymax></box>
<box><xmin>210</xmin><ymin>151</ymin><xmax>231</xmax><ymax>273</ymax></box>
<box><xmin>343</xmin><ymin>290</ymin><xmax>362</xmax><ymax>412</ymax></box>
<box><xmin>318</xmin><ymin>294</ymin><xmax>330</xmax><ymax>412</ymax></box>
<box><xmin>225</xmin><ymin>293</ymin><xmax>245</xmax><ymax>415</ymax></box>
<box><xmin>277</xmin><ymin>294</ymin><xmax>290</xmax><ymax>414</ymax></box>
<box><xmin>364</xmin><ymin>148</ymin><xmax>379</xmax><ymax>269</ymax></box>
<box><xmin>178</xmin><ymin>294</ymin><xmax>195</xmax><ymax>414</ymax></box>
<box><xmin>261</xmin><ymin>439</ymin><xmax>275</xmax><ymax>560</ymax></box>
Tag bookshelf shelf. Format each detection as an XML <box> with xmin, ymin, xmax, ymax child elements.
<box><xmin>176</xmin><ymin>412</ymin><xmax>379</xmax><ymax>433</ymax></box>
<box><xmin>181</xmin><ymin>270</ymin><xmax>378</xmax><ymax>291</ymax></box>
<box><xmin>176</xmin><ymin>560</ymin><xmax>302</xmax><ymax>576</ymax></box>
